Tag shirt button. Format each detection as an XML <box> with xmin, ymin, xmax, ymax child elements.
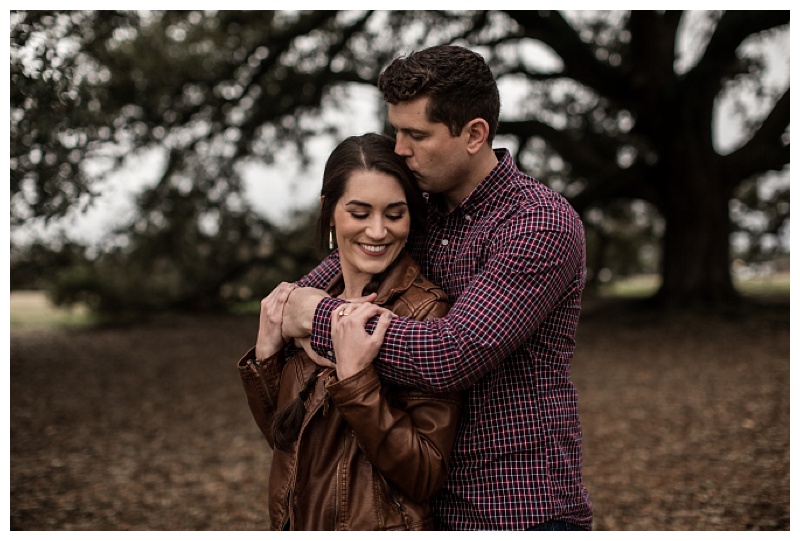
<box><xmin>327</xmin><ymin>350</ymin><xmax>334</xmax><ymax>358</ymax></box>
<box><xmin>441</xmin><ymin>239</ymin><xmax>449</xmax><ymax>246</ymax></box>
<box><xmin>464</xmin><ymin>214</ymin><xmax>471</xmax><ymax>221</ymax></box>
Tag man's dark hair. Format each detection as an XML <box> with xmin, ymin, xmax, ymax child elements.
<box><xmin>377</xmin><ymin>45</ymin><xmax>500</xmax><ymax>142</ymax></box>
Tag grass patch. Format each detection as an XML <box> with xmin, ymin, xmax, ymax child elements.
<box><xmin>9</xmin><ymin>290</ymin><xmax>98</xmax><ymax>330</ymax></box>
<box><xmin>12</xmin><ymin>273</ymin><xmax>788</xmax><ymax>331</ymax></box>
<box><xmin>598</xmin><ymin>275</ymin><xmax>661</xmax><ymax>298</ymax></box>
<box><xmin>228</xmin><ymin>299</ymin><xmax>261</xmax><ymax>316</ymax></box>
<box><xmin>736</xmin><ymin>272</ymin><xmax>791</xmax><ymax>296</ymax></box>
<box><xmin>597</xmin><ymin>272</ymin><xmax>789</xmax><ymax>299</ymax></box>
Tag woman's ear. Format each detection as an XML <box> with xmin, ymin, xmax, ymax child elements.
<box><xmin>465</xmin><ymin>118</ymin><xmax>490</xmax><ymax>155</ymax></box>
<box><xmin>321</xmin><ymin>196</ymin><xmax>334</xmax><ymax>226</ymax></box>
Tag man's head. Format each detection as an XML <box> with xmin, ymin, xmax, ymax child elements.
<box><xmin>378</xmin><ymin>45</ymin><xmax>500</xmax><ymax>143</ymax></box>
<box><xmin>378</xmin><ymin>45</ymin><xmax>501</xmax><ymax>210</ymax></box>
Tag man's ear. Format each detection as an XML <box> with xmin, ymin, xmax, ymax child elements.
<box><xmin>465</xmin><ymin>118</ymin><xmax>490</xmax><ymax>155</ymax></box>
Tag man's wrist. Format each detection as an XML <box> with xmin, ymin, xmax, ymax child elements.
<box><xmin>282</xmin><ymin>287</ymin><xmax>328</xmax><ymax>338</ymax></box>
<box><xmin>312</xmin><ymin>297</ymin><xmax>346</xmax><ymax>362</ymax></box>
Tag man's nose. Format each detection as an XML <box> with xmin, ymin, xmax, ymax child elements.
<box><xmin>394</xmin><ymin>135</ymin><xmax>412</xmax><ymax>157</ymax></box>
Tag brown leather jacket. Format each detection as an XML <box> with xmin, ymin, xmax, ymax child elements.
<box><xmin>238</xmin><ymin>252</ymin><xmax>462</xmax><ymax>530</ymax></box>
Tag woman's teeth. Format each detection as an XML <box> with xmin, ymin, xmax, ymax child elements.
<box><xmin>360</xmin><ymin>244</ymin><xmax>387</xmax><ymax>253</ymax></box>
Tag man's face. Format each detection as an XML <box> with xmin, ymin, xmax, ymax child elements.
<box><xmin>388</xmin><ymin>97</ymin><xmax>473</xmax><ymax>207</ymax></box>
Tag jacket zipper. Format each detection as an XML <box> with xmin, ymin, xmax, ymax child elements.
<box><xmin>380</xmin><ymin>473</ymin><xmax>411</xmax><ymax>529</ymax></box>
<box><xmin>335</xmin><ymin>460</ymin><xmax>342</xmax><ymax>530</ymax></box>
<box><xmin>281</xmin><ymin>489</ymin><xmax>291</xmax><ymax>530</ymax></box>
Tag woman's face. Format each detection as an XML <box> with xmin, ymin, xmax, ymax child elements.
<box><xmin>332</xmin><ymin>169</ymin><xmax>410</xmax><ymax>282</ymax></box>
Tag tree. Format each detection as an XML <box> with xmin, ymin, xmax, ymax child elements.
<box><xmin>471</xmin><ymin>11</ymin><xmax>789</xmax><ymax>308</ymax></box>
<box><xmin>11</xmin><ymin>10</ymin><xmax>388</xmax><ymax>312</ymax></box>
<box><xmin>10</xmin><ymin>10</ymin><xmax>789</xmax><ymax>312</ymax></box>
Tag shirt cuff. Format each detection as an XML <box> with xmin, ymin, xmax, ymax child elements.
<box><xmin>311</xmin><ymin>296</ymin><xmax>346</xmax><ymax>362</ymax></box>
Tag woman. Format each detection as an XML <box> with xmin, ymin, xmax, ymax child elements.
<box><xmin>237</xmin><ymin>133</ymin><xmax>461</xmax><ymax>531</ymax></box>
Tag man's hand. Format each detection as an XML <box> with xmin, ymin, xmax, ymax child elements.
<box><xmin>280</xmin><ymin>286</ymin><xmax>330</xmax><ymax>339</ymax></box>
<box><xmin>281</xmin><ymin>287</ymin><xmax>379</xmax><ymax>339</ymax></box>
<box><xmin>254</xmin><ymin>282</ymin><xmax>296</xmax><ymax>360</ymax></box>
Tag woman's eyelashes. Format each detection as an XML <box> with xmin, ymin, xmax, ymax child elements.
<box><xmin>349</xmin><ymin>212</ymin><xmax>406</xmax><ymax>221</ymax></box>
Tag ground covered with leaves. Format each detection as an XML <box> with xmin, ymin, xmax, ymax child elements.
<box><xmin>10</xmin><ymin>298</ymin><xmax>790</xmax><ymax>531</ymax></box>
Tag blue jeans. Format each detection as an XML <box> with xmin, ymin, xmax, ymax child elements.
<box><xmin>526</xmin><ymin>520</ymin><xmax>589</xmax><ymax>531</ymax></box>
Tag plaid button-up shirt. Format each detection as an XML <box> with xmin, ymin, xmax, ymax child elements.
<box><xmin>299</xmin><ymin>149</ymin><xmax>592</xmax><ymax>530</ymax></box>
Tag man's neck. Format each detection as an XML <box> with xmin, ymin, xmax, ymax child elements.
<box><xmin>443</xmin><ymin>147</ymin><xmax>499</xmax><ymax>212</ymax></box>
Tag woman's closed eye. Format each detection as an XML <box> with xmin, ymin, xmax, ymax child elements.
<box><xmin>349</xmin><ymin>212</ymin><xmax>406</xmax><ymax>221</ymax></box>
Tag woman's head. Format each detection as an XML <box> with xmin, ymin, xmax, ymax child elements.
<box><xmin>318</xmin><ymin>134</ymin><xmax>425</xmax><ymax>280</ymax></box>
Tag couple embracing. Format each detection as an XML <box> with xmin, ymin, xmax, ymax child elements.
<box><xmin>238</xmin><ymin>44</ymin><xmax>592</xmax><ymax>532</ymax></box>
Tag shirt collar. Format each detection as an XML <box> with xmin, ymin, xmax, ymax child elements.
<box><xmin>429</xmin><ymin>148</ymin><xmax>516</xmax><ymax>219</ymax></box>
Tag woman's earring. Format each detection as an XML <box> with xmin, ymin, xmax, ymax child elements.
<box><xmin>329</xmin><ymin>228</ymin><xmax>335</xmax><ymax>251</ymax></box>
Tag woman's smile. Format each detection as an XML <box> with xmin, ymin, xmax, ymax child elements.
<box><xmin>357</xmin><ymin>243</ymin><xmax>390</xmax><ymax>255</ymax></box>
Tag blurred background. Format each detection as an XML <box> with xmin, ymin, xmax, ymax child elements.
<box><xmin>8</xmin><ymin>10</ymin><xmax>790</xmax><ymax>531</ymax></box>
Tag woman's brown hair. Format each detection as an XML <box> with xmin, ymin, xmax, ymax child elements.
<box><xmin>317</xmin><ymin>132</ymin><xmax>426</xmax><ymax>252</ymax></box>
<box><xmin>272</xmin><ymin>133</ymin><xmax>425</xmax><ymax>452</ymax></box>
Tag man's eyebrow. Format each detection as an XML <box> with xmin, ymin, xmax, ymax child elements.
<box><xmin>397</xmin><ymin>127</ymin><xmax>428</xmax><ymax>135</ymax></box>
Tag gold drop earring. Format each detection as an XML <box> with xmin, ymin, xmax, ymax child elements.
<box><xmin>329</xmin><ymin>227</ymin><xmax>335</xmax><ymax>251</ymax></box>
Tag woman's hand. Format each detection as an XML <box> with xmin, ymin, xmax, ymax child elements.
<box><xmin>332</xmin><ymin>302</ymin><xmax>393</xmax><ymax>380</ymax></box>
<box><xmin>254</xmin><ymin>282</ymin><xmax>297</xmax><ymax>360</ymax></box>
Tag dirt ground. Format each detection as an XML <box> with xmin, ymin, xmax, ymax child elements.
<box><xmin>9</xmin><ymin>297</ymin><xmax>790</xmax><ymax>531</ymax></box>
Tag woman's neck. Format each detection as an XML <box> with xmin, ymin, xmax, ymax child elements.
<box><xmin>339</xmin><ymin>269</ymin><xmax>371</xmax><ymax>300</ymax></box>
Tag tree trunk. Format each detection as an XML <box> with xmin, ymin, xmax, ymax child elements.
<box><xmin>657</xmin><ymin>134</ymin><xmax>740</xmax><ymax>309</ymax></box>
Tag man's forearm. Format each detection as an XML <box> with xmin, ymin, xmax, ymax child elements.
<box><xmin>281</xmin><ymin>287</ymin><xmax>330</xmax><ymax>338</ymax></box>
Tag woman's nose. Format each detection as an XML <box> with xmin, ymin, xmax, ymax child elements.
<box><xmin>366</xmin><ymin>217</ymin><xmax>387</xmax><ymax>239</ymax></box>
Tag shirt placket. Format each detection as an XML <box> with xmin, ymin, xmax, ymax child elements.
<box><xmin>427</xmin><ymin>212</ymin><xmax>462</xmax><ymax>293</ymax></box>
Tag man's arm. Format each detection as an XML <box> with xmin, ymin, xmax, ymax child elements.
<box><xmin>281</xmin><ymin>250</ymin><xmax>383</xmax><ymax>341</ymax></box>
<box><xmin>281</xmin><ymin>287</ymin><xmax>333</xmax><ymax>338</ymax></box>
<box><xmin>295</xmin><ymin>250</ymin><xmax>341</xmax><ymax>289</ymax></box>
<box><xmin>280</xmin><ymin>251</ymin><xmax>341</xmax><ymax>338</ymax></box>
<box><xmin>310</xmin><ymin>203</ymin><xmax>586</xmax><ymax>393</ymax></box>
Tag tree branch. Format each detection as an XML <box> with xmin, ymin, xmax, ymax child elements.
<box><xmin>682</xmin><ymin>11</ymin><xmax>789</xmax><ymax>99</ymax></box>
<box><xmin>722</xmin><ymin>89</ymin><xmax>790</xmax><ymax>186</ymax></box>
<box><xmin>568</xmin><ymin>163</ymin><xmax>658</xmax><ymax>213</ymax></box>
<box><xmin>499</xmin><ymin>118</ymin><xmax>617</xmax><ymax>177</ymax></box>
<box><xmin>502</xmin><ymin>11</ymin><xmax>634</xmax><ymax>104</ymax></box>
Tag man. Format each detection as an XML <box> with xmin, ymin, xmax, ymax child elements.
<box><xmin>281</xmin><ymin>45</ymin><xmax>592</xmax><ymax>531</ymax></box>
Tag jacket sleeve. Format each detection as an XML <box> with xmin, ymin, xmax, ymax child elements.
<box><xmin>237</xmin><ymin>347</ymin><xmax>285</xmax><ymax>448</ymax></box>
<box><xmin>325</xmin><ymin>364</ymin><xmax>461</xmax><ymax>503</ymax></box>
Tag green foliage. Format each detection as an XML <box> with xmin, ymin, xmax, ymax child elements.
<box><xmin>11</xmin><ymin>206</ymin><xmax>322</xmax><ymax>315</ymax></box>
<box><xmin>9</xmin><ymin>10</ymin><xmax>790</xmax><ymax>313</ymax></box>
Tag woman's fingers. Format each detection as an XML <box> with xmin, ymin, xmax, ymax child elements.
<box><xmin>331</xmin><ymin>302</ymin><xmax>394</xmax><ymax>380</ymax></box>
<box><xmin>370</xmin><ymin>311</ymin><xmax>393</xmax><ymax>343</ymax></box>
<box><xmin>335</xmin><ymin>301</ymin><xmax>389</xmax><ymax>322</ymax></box>
<box><xmin>255</xmin><ymin>282</ymin><xmax>297</xmax><ymax>360</ymax></box>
